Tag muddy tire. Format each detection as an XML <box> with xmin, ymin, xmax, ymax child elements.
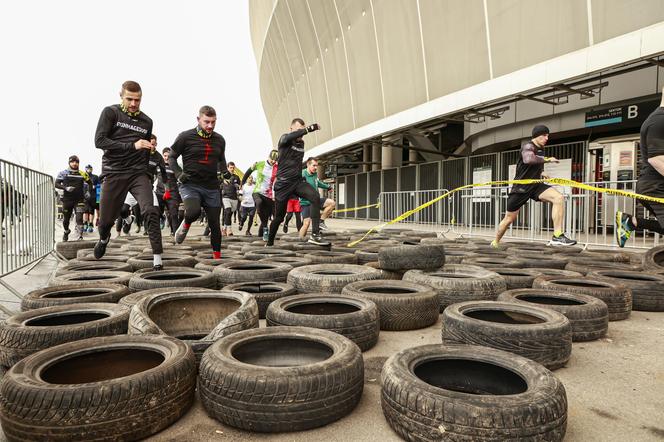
<box><xmin>54</xmin><ymin>240</ymin><xmax>96</xmax><ymax>260</ymax></box>
<box><xmin>586</xmin><ymin>270</ymin><xmax>664</xmax><ymax>312</ymax></box>
<box><xmin>266</xmin><ymin>294</ymin><xmax>379</xmax><ymax>351</ymax></box>
<box><xmin>403</xmin><ymin>264</ymin><xmax>506</xmax><ymax>311</ymax></box>
<box><xmin>497</xmin><ymin>289</ymin><xmax>609</xmax><ymax>341</ymax></box>
<box><xmin>528</xmin><ymin>268</ymin><xmax>583</xmax><ymax>278</ymax></box>
<box><xmin>441</xmin><ymin>301</ymin><xmax>572</xmax><ymax>370</ymax></box>
<box><xmin>494</xmin><ymin>268</ymin><xmax>544</xmax><ymax>289</ymax></box>
<box><xmin>378</xmin><ymin>244</ymin><xmax>446</xmax><ymax>271</ymax></box>
<box><xmin>287</xmin><ymin>264</ymin><xmax>382</xmax><ymax>293</ymax></box>
<box><xmin>49</xmin><ymin>271</ymin><xmax>133</xmax><ymax>287</ymax></box>
<box><xmin>128</xmin><ymin>267</ymin><xmax>216</xmax><ymax>291</ymax></box>
<box><xmin>20</xmin><ymin>284</ymin><xmax>129</xmax><ymax>311</ymax></box>
<box><xmin>342</xmin><ymin>280</ymin><xmax>438</xmax><ymax>331</ymax></box>
<box><xmin>0</xmin><ymin>303</ymin><xmax>129</xmax><ymax>367</ymax></box>
<box><xmin>223</xmin><ymin>281</ymin><xmax>296</xmax><ymax>319</ymax></box>
<box><xmin>127</xmin><ymin>254</ymin><xmax>196</xmax><ymax>271</ymax></box>
<box><xmin>198</xmin><ymin>326</ymin><xmax>363</xmax><ymax>432</ymax></box>
<box><xmin>533</xmin><ymin>276</ymin><xmax>632</xmax><ymax>321</ymax></box>
<box><xmin>213</xmin><ymin>260</ymin><xmax>293</xmax><ymax>285</ymax></box>
<box><xmin>118</xmin><ymin>287</ymin><xmax>215</xmax><ymax>309</ymax></box>
<box><xmin>0</xmin><ymin>335</ymin><xmax>196</xmax><ymax>441</ymax></box>
<box><xmin>381</xmin><ymin>344</ymin><xmax>567</xmax><ymax>441</ymax></box>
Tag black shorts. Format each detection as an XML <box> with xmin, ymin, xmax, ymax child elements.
<box><xmin>85</xmin><ymin>201</ymin><xmax>99</xmax><ymax>213</ymax></box>
<box><xmin>637</xmin><ymin>179</ymin><xmax>664</xmax><ymax>220</ymax></box>
<box><xmin>506</xmin><ymin>183</ymin><xmax>551</xmax><ymax>212</ymax></box>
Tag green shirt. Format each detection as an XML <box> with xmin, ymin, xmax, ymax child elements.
<box><xmin>300</xmin><ymin>168</ymin><xmax>330</xmax><ymax>206</ymax></box>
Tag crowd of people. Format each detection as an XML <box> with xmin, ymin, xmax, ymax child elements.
<box><xmin>56</xmin><ymin>80</ymin><xmax>336</xmax><ymax>270</ymax></box>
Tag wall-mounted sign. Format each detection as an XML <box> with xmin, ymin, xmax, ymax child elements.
<box><xmin>585</xmin><ymin>100</ymin><xmax>659</xmax><ymax>128</ymax></box>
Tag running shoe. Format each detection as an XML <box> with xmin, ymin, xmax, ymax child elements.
<box><xmin>160</xmin><ymin>217</ymin><xmax>165</xmax><ymax>230</ymax></box>
<box><xmin>87</xmin><ymin>225</ymin><xmax>94</xmax><ymax>233</ymax></box>
<box><xmin>77</xmin><ymin>235</ymin><xmax>83</xmax><ymax>241</ymax></box>
<box><xmin>308</xmin><ymin>233</ymin><xmax>331</xmax><ymax>246</ymax></box>
<box><xmin>122</xmin><ymin>215</ymin><xmax>134</xmax><ymax>234</ymax></box>
<box><xmin>490</xmin><ymin>239</ymin><xmax>500</xmax><ymax>249</ymax></box>
<box><xmin>283</xmin><ymin>224</ymin><xmax>289</xmax><ymax>233</ymax></box>
<box><xmin>175</xmin><ymin>221</ymin><xmax>190</xmax><ymax>244</ymax></box>
<box><xmin>263</xmin><ymin>230</ymin><xmax>269</xmax><ymax>242</ymax></box>
<box><xmin>615</xmin><ymin>211</ymin><xmax>633</xmax><ymax>248</ymax></box>
<box><xmin>135</xmin><ymin>224</ymin><xmax>141</xmax><ymax>233</ymax></box>
<box><xmin>238</xmin><ymin>222</ymin><xmax>244</xmax><ymax>231</ymax></box>
<box><xmin>245</xmin><ymin>230</ymin><xmax>252</xmax><ymax>236</ymax></box>
<box><xmin>62</xmin><ymin>229</ymin><xmax>70</xmax><ymax>242</ymax></box>
<box><xmin>93</xmin><ymin>239</ymin><xmax>108</xmax><ymax>259</ymax></box>
<box><xmin>319</xmin><ymin>220</ymin><xmax>329</xmax><ymax>231</ymax></box>
<box><xmin>152</xmin><ymin>264</ymin><xmax>163</xmax><ymax>271</ymax></box>
<box><xmin>203</xmin><ymin>226</ymin><xmax>210</xmax><ymax>237</ymax></box>
<box><xmin>550</xmin><ymin>234</ymin><xmax>577</xmax><ymax>246</ymax></box>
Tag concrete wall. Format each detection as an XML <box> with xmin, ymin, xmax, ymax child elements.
<box><xmin>250</xmin><ymin>0</ymin><xmax>664</xmax><ymax>148</ymax></box>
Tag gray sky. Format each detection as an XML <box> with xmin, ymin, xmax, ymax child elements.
<box><xmin>0</xmin><ymin>0</ymin><xmax>272</xmax><ymax>177</ymax></box>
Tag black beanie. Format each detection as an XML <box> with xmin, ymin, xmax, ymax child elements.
<box><xmin>532</xmin><ymin>125</ymin><xmax>550</xmax><ymax>138</ymax></box>
<box><xmin>68</xmin><ymin>155</ymin><xmax>79</xmax><ymax>162</ymax></box>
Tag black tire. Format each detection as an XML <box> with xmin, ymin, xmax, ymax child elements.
<box><xmin>76</xmin><ymin>248</ymin><xmax>131</xmax><ymax>259</ymax></box>
<box><xmin>0</xmin><ymin>303</ymin><xmax>129</xmax><ymax>367</ymax></box>
<box><xmin>198</xmin><ymin>326</ymin><xmax>363</xmax><ymax>432</ymax></box>
<box><xmin>0</xmin><ymin>335</ymin><xmax>196</xmax><ymax>441</ymax></box>
<box><xmin>55</xmin><ymin>260</ymin><xmax>133</xmax><ymax>276</ymax></box>
<box><xmin>118</xmin><ymin>287</ymin><xmax>215</xmax><ymax>309</ymax></box>
<box><xmin>497</xmin><ymin>289</ymin><xmax>609</xmax><ymax>342</ymax></box>
<box><xmin>297</xmin><ymin>251</ymin><xmax>358</xmax><ymax>264</ymax></box>
<box><xmin>128</xmin><ymin>267</ymin><xmax>216</xmax><ymax>291</ymax></box>
<box><xmin>342</xmin><ymin>280</ymin><xmax>438</xmax><ymax>331</ymax></box>
<box><xmin>444</xmin><ymin>250</ymin><xmax>479</xmax><ymax>264</ymax></box>
<box><xmin>213</xmin><ymin>260</ymin><xmax>293</xmax><ymax>286</ymax></box>
<box><xmin>266</xmin><ymin>294</ymin><xmax>379</xmax><ymax>351</ymax></box>
<box><xmin>292</xmin><ymin>243</ymin><xmax>332</xmax><ymax>252</ymax></box>
<box><xmin>127</xmin><ymin>254</ymin><xmax>196</xmax><ymax>271</ymax></box>
<box><xmin>287</xmin><ymin>264</ymin><xmax>382</xmax><ymax>293</ymax></box>
<box><xmin>74</xmin><ymin>255</ymin><xmax>133</xmax><ymax>263</ymax></box>
<box><xmin>195</xmin><ymin>251</ymin><xmax>244</xmax><ymax>266</ymax></box>
<box><xmin>533</xmin><ymin>276</ymin><xmax>632</xmax><ymax>321</ymax></box>
<box><xmin>403</xmin><ymin>264</ymin><xmax>506</xmax><ymax>311</ymax></box>
<box><xmin>564</xmin><ymin>258</ymin><xmax>643</xmax><ymax>275</ymax></box>
<box><xmin>142</xmin><ymin>245</ymin><xmax>196</xmax><ymax>255</ymax></box>
<box><xmin>223</xmin><ymin>281</ymin><xmax>297</xmax><ymax>319</ymax></box>
<box><xmin>54</xmin><ymin>240</ymin><xmax>96</xmax><ymax>260</ymax></box>
<box><xmin>49</xmin><ymin>270</ymin><xmax>133</xmax><ymax>287</ymax></box>
<box><xmin>243</xmin><ymin>249</ymin><xmax>296</xmax><ymax>260</ymax></box>
<box><xmin>461</xmin><ymin>256</ymin><xmax>528</xmax><ymax>268</ymax></box>
<box><xmin>378</xmin><ymin>244</ymin><xmax>445</xmax><ymax>271</ymax></box>
<box><xmin>586</xmin><ymin>269</ymin><xmax>664</xmax><ymax>312</ymax></box>
<box><xmin>494</xmin><ymin>268</ymin><xmax>544</xmax><ymax>289</ymax></box>
<box><xmin>516</xmin><ymin>253</ymin><xmax>569</xmax><ymax>269</ymax></box>
<box><xmin>258</xmin><ymin>256</ymin><xmax>313</xmax><ymax>268</ymax></box>
<box><xmin>381</xmin><ymin>344</ymin><xmax>567</xmax><ymax>441</ymax></box>
<box><xmin>128</xmin><ymin>290</ymin><xmax>259</xmax><ymax>365</ymax></box>
<box><xmin>528</xmin><ymin>267</ymin><xmax>583</xmax><ymax>278</ymax></box>
<box><xmin>506</xmin><ymin>246</ymin><xmax>557</xmax><ymax>255</ymax></box>
<box><xmin>580</xmin><ymin>249</ymin><xmax>631</xmax><ymax>262</ymax></box>
<box><xmin>21</xmin><ymin>283</ymin><xmax>129</xmax><ymax>311</ymax></box>
<box><xmin>441</xmin><ymin>300</ymin><xmax>572</xmax><ymax>370</ymax></box>
<box><xmin>399</xmin><ymin>230</ymin><xmax>437</xmax><ymax>239</ymax></box>
<box><xmin>355</xmin><ymin>248</ymin><xmax>380</xmax><ymax>264</ymax></box>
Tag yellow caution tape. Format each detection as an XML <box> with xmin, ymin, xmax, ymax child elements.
<box><xmin>346</xmin><ymin>177</ymin><xmax>663</xmax><ymax>247</ymax></box>
<box><xmin>333</xmin><ymin>202</ymin><xmax>380</xmax><ymax>214</ymax></box>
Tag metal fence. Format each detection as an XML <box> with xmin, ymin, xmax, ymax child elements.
<box><xmin>1</xmin><ymin>159</ymin><xmax>55</xmax><ymax>278</ymax></box>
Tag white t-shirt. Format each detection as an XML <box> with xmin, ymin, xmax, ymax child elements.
<box><xmin>241</xmin><ymin>185</ymin><xmax>255</xmax><ymax>207</ymax></box>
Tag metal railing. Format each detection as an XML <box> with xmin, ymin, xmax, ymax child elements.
<box><xmin>1</xmin><ymin>159</ymin><xmax>55</xmax><ymax>279</ymax></box>
<box><xmin>378</xmin><ymin>180</ymin><xmax>659</xmax><ymax>249</ymax></box>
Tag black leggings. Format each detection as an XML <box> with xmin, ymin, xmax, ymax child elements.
<box><xmin>269</xmin><ymin>181</ymin><xmax>321</xmax><ymax>243</ymax></box>
<box><xmin>284</xmin><ymin>211</ymin><xmax>302</xmax><ymax>231</ymax></box>
<box><xmin>165</xmin><ymin>196</ymin><xmax>182</xmax><ymax>235</ymax></box>
<box><xmin>183</xmin><ymin>199</ymin><xmax>222</xmax><ymax>252</ymax></box>
<box><xmin>239</xmin><ymin>206</ymin><xmax>255</xmax><ymax>233</ymax></box>
<box><xmin>253</xmin><ymin>193</ymin><xmax>274</xmax><ymax>237</ymax></box>
<box><xmin>62</xmin><ymin>199</ymin><xmax>84</xmax><ymax>235</ymax></box>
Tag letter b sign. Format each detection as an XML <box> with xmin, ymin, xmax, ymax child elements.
<box><xmin>627</xmin><ymin>105</ymin><xmax>638</xmax><ymax>119</ymax></box>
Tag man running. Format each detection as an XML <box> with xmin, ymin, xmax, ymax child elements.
<box><xmin>616</xmin><ymin>90</ymin><xmax>664</xmax><ymax>246</ymax></box>
<box><xmin>93</xmin><ymin>80</ymin><xmax>164</xmax><ymax>269</ymax></box>
<box><xmin>55</xmin><ymin>155</ymin><xmax>92</xmax><ymax>241</ymax></box>
<box><xmin>238</xmin><ymin>175</ymin><xmax>256</xmax><ymax>236</ymax></box>
<box><xmin>221</xmin><ymin>161</ymin><xmax>241</xmax><ymax>236</ymax></box>
<box><xmin>267</xmin><ymin>118</ymin><xmax>329</xmax><ymax>246</ymax></box>
<box><xmin>282</xmin><ymin>198</ymin><xmax>302</xmax><ymax>234</ymax></box>
<box><xmin>170</xmin><ymin>105</ymin><xmax>230</xmax><ymax>259</ymax></box>
<box><xmin>492</xmin><ymin>125</ymin><xmax>577</xmax><ymax>247</ymax></box>
<box><xmin>161</xmin><ymin>147</ymin><xmax>183</xmax><ymax>236</ymax></box>
<box><xmin>241</xmin><ymin>150</ymin><xmax>278</xmax><ymax>241</ymax></box>
<box><xmin>83</xmin><ymin>164</ymin><xmax>100</xmax><ymax>233</ymax></box>
<box><xmin>299</xmin><ymin>157</ymin><xmax>336</xmax><ymax>237</ymax></box>
<box><xmin>148</xmin><ymin>134</ymin><xmax>168</xmax><ymax>231</ymax></box>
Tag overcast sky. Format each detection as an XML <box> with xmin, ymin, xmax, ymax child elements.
<box><xmin>0</xmin><ymin>0</ymin><xmax>273</xmax><ymax>177</ymax></box>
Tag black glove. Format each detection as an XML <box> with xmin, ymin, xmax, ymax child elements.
<box><xmin>306</xmin><ymin>123</ymin><xmax>320</xmax><ymax>133</ymax></box>
<box><xmin>84</xmin><ymin>192</ymin><xmax>91</xmax><ymax>201</ymax></box>
<box><xmin>218</xmin><ymin>171</ymin><xmax>232</xmax><ymax>181</ymax></box>
<box><xmin>178</xmin><ymin>172</ymin><xmax>190</xmax><ymax>184</ymax></box>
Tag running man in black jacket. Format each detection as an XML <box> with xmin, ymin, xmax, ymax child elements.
<box><xmin>161</xmin><ymin>147</ymin><xmax>183</xmax><ymax>236</ymax></box>
<box><xmin>170</xmin><ymin>105</ymin><xmax>230</xmax><ymax>259</ymax></box>
<box><xmin>93</xmin><ymin>81</ymin><xmax>164</xmax><ymax>269</ymax></box>
<box><xmin>267</xmin><ymin>118</ymin><xmax>329</xmax><ymax>246</ymax></box>
<box><xmin>55</xmin><ymin>155</ymin><xmax>92</xmax><ymax>241</ymax></box>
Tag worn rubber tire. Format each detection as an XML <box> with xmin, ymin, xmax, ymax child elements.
<box><xmin>297</xmin><ymin>251</ymin><xmax>358</xmax><ymax>264</ymax></box>
<box><xmin>195</xmin><ymin>251</ymin><xmax>244</xmax><ymax>265</ymax></box>
<box><xmin>342</xmin><ymin>280</ymin><xmax>438</xmax><ymax>331</ymax></box>
<box><xmin>580</xmin><ymin>249</ymin><xmax>631</xmax><ymax>262</ymax></box>
<box><xmin>494</xmin><ymin>268</ymin><xmax>544</xmax><ymax>289</ymax></box>
<box><xmin>213</xmin><ymin>260</ymin><xmax>293</xmax><ymax>286</ymax></box>
<box><xmin>74</xmin><ymin>254</ymin><xmax>133</xmax><ymax>263</ymax></box>
<box><xmin>403</xmin><ymin>264</ymin><xmax>507</xmax><ymax>311</ymax></box>
<box><xmin>223</xmin><ymin>281</ymin><xmax>297</xmax><ymax>319</ymax></box>
<box><xmin>54</xmin><ymin>240</ymin><xmax>96</xmax><ymax>260</ymax></box>
<box><xmin>516</xmin><ymin>253</ymin><xmax>569</xmax><ymax>269</ymax></box>
<box><xmin>586</xmin><ymin>269</ymin><xmax>664</xmax><ymax>312</ymax></box>
<box><xmin>118</xmin><ymin>287</ymin><xmax>215</xmax><ymax>309</ymax></box>
<box><xmin>243</xmin><ymin>249</ymin><xmax>296</xmax><ymax>260</ymax></box>
<box><xmin>76</xmin><ymin>248</ymin><xmax>131</xmax><ymax>259</ymax></box>
<box><xmin>528</xmin><ymin>267</ymin><xmax>583</xmax><ymax>278</ymax></box>
<box><xmin>128</xmin><ymin>267</ymin><xmax>216</xmax><ymax>291</ymax></box>
<box><xmin>49</xmin><ymin>270</ymin><xmax>133</xmax><ymax>287</ymax></box>
<box><xmin>198</xmin><ymin>326</ymin><xmax>363</xmax><ymax>432</ymax></box>
<box><xmin>461</xmin><ymin>256</ymin><xmax>528</xmax><ymax>269</ymax></box>
<box><xmin>292</xmin><ymin>243</ymin><xmax>332</xmax><ymax>252</ymax></box>
<box><xmin>381</xmin><ymin>344</ymin><xmax>567</xmax><ymax>441</ymax></box>
<box><xmin>287</xmin><ymin>264</ymin><xmax>382</xmax><ymax>293</ymax></box>
<box><xmin>127</xmin><ymin>254</ymin><xmax>196</xmax><ymax>271</ymax></box>
<box><xmin>55</xmin><ymin>261</ymin><xmax>133</xmax><ymax>276</ymax></box>
<box><xmin>266</xmin><ymin>294</ymin><xmax>379</xmax><ymax>351</ymax></box>
<box><xmin>0</xmin><ymin>303</ymin><xmax>129</xmax><ymax>367</ymax></box>
<box><xmin>564</xmin><ymin>258</ymin><xmax>643</xmax><ymax>275</ymax></box>
<box><xmin>497</xmin><ymin>289</ymin><xmax>609</xmax><ymax>342</ymax></box>
<box><xmin>441</xmin><ymin>300</ymin><xmax>572</xmax><ymax>370</ymax></box>
<box><xmin>378</xmin><ymin>244</ymin><xmax>446</xmax><ymax>271</ymax></box>
<box><xmin>0</xmin><ymin>335</ymin><xmax>196</xmax><ymax>441</ymax></box>
<box><xmin>128</xmin><ymin>290</ymin><xmax>258</xmax><ymax>365</ymax></box>
<box><xmin>258</xmin><ymin>256</ymin><xmax>313</xmax><ymax>268</ymax></box>
<box><xmin>20</xmin><ymin>283</ymin><xmax>129</xmax><ymax>311</ymax></box>
<box><xmin>533</xmin><ymin>276</ymin><xmax>632</xmax><ymax>321</ymax></box>
<box><xmin>444</xmin><ymin>250</ymin><xmax>479</xmax><ymax>264</ymax></box>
